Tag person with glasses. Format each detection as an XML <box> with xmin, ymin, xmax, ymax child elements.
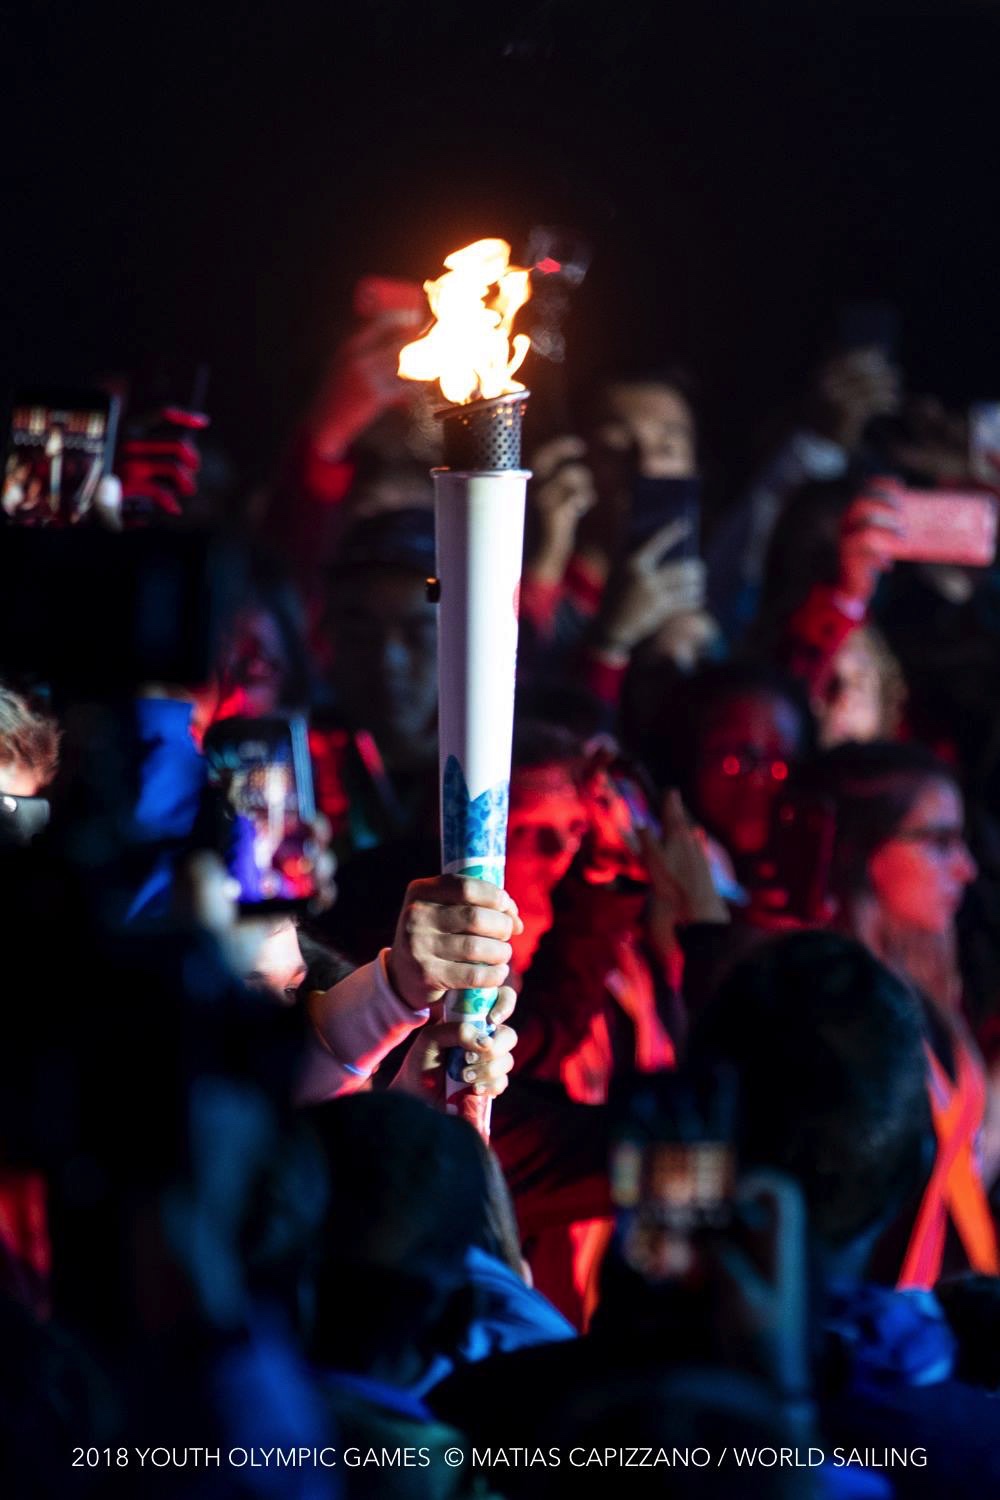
<box><xmin>806</xmin><ymin>740</ymin><xmax>999</xmax><ymax>1288</ymax></box>
<box><xmin>636</xmin><ymin>660</ymin><xmax>815</xmax><ymax>894</ymax></box>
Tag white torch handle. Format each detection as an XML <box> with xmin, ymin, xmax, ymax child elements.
<box><xmin>434</xmin><ymin>468</ymin><xmax>529</xmax><ymax>1136</ymax></box>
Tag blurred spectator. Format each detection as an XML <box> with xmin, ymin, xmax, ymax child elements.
<box><xmin>640</xmin><ymin>660</ymin><xmax>814</xmax><ymax>880</ymax></box>
<box><xmin>0</xmin><ymin>687</ymin><xmax>60</xmax><ymax>795</ymax></box>
<box><xmin>801</xmin><ymin>741</ymin><xmax>1000</xmax><ymax>1286</ymax></box>
<box><xmin>691</xmin><ymin>932</ymin><xmax>1000</xmax><ymax>1499</ymax></box>
<box><xmin>313</xmin><ymin>509</ymin><xmax>438</xmax><ymax>859</ymax></box>
<box><xmin>707</xmin><ymin>346</ymin><xmax>901</xmax><ymax>632</ymax></box>
<box><xmin>211</xmin><ymin>558</ymin><xmax>313</xmax><ymax>725</ymax></box>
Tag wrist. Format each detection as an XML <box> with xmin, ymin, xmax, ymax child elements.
<box><xmin>385</xmin><ymin>947</ymin><xmax>424</xmax><ymax>1011</ymax></box>
<box><xmin>528</xmin><ymin>543</ymin><xmax>573</xmax><ymax>584</ymax></box>
<box><xmin>834</xmin><ymin>571</ymin><xmax>872</xmax><ymax>613</ymax></box>
<box><xmin>831</xmin><ymin>585</ymin><xmax>868</xmax><ymax>619</ymax></box>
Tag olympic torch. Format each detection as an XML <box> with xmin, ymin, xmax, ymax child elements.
<box><xmin>398</xmin><ymin>239</ymin><xmax>532</xmax><ymax>1135</ymax></box>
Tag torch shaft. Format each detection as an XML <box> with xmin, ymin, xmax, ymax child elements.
<box><xmin>434</xmin><ymin>467</ymin><xmax>529</xmax><ymax>1135</ymax></box>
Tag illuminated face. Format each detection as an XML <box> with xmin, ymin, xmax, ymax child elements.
<box><xmin>505</xmin><ymin>764</ymin><xmax>588</xmax><ymax>972</ymax></box>
<box><xmin>328</xmin><ymin>569</ymin><xmax>438</xmax><ymax>754</ymax></box>
<box><xmin>816</xmin><ymin>631</ymin><xmax>884</xmax><ymax>749</ymax></box>
<box><xmin>245</xmin><ymin>917</ymin><xmax>308</xmax><ymax>1004</ymax></box>
<box><xmin>598</xmin><ymin>384</ymin><xmax>696</xmax><ymax>478</ymax></box>
<box><xmin>0</xmin><ymin>761</ymin><xmax>44</xmax><ymax>796</ymax></box>
<box><xmin>693</xmin><ymin>692</ymin><xmax>804</xmax><ymax>858</ymax></box>
<box><xmin>869</xmin><ymin>779</ymin><xmax>977</xmax><ymax>935</ymax></box>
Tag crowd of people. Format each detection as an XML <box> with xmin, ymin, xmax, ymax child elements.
<box><xmin>3</xmin><ymin>285</ymin><xmax>1000</xmax><ymax>1499</ymax></box>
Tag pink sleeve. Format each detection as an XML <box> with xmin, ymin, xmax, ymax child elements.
<box><xmin>295</xmin><ymin>949</ymin><xmax>430</xmax><ymax>1104</ymax></box>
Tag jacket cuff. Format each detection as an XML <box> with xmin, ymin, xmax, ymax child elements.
<box><xmin>296</xmin><ymin>950</ymin><xmax>430</xmax><ymax>1103</ymax></box>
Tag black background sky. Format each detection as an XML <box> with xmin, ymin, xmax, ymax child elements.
<box><xmin>3</xmin><ymin>1</ymin><xmax>1000</xmax><ymax>488</ymax></box>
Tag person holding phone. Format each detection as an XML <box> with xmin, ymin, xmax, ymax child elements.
<box><xmin>706</xmin><ymin>343</ymin><xmax>902</xmax><ymax>634</ymax></box>
<box><xmin>266</xmin><ymin>279</ymin><xmax>431</xmax><ymax>583</ymax></box>
<box><xmin>520</xmin><ymin>368</ymin><xmax>718</xmax><ymax>714</ymax></box>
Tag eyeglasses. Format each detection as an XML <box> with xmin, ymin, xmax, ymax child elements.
<box><xmin>705</xmin><ymin>748</ymin><xmax>790</xmax><ymax>782</ymax></box>
<box><xmin>889</xmin><ymin>827</ymin><xmax>970</xmax><ymax>855</ymax></box>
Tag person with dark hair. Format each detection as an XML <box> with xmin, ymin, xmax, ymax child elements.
<box><xmin>752</xmin><ymin>476</ymin><xmax>908</xmax><ymax>745</ymax></box>
<box><xmin>517</xmin><ymin>366</ymin><xmax>715</xmax><ymax>725</ymax></box>
<box><xmin>437</xmin><ymin>935</ymin><xmax>1000</xmax><ymax>1499</ymax></box>
<box><xmin>312</xmin><ymin>507</ymin><xmax>439</xmax><ymax>859</ymax></box>
<box><xmin>493</xmin><ymin>721</ymin><xmax>699</xmax><ymax>1324</ymax></box>
<box><xmin>692</xmin><ymin>933</ymin><xmax>933</xmax><ymax>1252</ymax></box>
<box><xmin>503</xmin><ymin>719</ymin><xmax>590</xmax><ymax>976</ymax></box>
<box><xmin>689</xmin><ymin>932</ymin><xmax>1000</xmax><ymax>1497</ymax></box>
<box><xmin>705</xmin><ymin>344</ymin><xmax>901</xmax><ymax>634</ymax></box>
<box><xmin>304</xmin><ymin>1092</ymin><xmax>571</xmax><ymax>1499</ymax></box>
<box><xmin>634</xmin><ymin>659</ymin><xmax>814</xmax><ymax>897</ymax></box>
<box><xmin>797</xmin><ymin>741</ymin><xmax>999</xmax><ymax>1288</ymax></box>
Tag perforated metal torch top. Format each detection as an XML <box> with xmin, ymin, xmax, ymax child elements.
<box><xmin>436</xmin><ymin>391</ymin><xmax>529</xmax><ymax>471</ymax></box>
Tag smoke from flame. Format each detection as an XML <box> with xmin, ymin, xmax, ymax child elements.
<box><xmin>398</xmin><ymin>238</ymin><xmax>532</xmax><ymax>405</ymax></box>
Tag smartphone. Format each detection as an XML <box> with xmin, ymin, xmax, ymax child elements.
<box><xmin>628</xmin><ymin>475</ymin><xmax>700</xmax><ymax>557</ymax></box>
<box><xmin>753</xmin><ymin>789</ymin><xmax>836</xmax><ymax>925</ymax></box>
<box><xmin>353</xmin><ymin>276</ymin><xmax>427</xmax><ymax>322</ymax></box>
<box><xmin>970</xmin><ymin>402</ymin><xmax>1000</xmax><ymax>486</ymax></box>
<box><xmin>609</xmin><ymin>762</ymin><xmax>661</xmax><ymax>838</ymax></box>
<box><xmin>203</xmin><ymin>715</ymin><xmax>320</xmax><ymax>915</ymax></box>
<box><xmin>0</xmin><ymin>794</ymin><xmax>50</xmax><ymax>847</ymax></box>
<box><xmin>609</xmin><ymin>1070</ymin><xmax>737</xmax><ymax>1282</ymax></box>
<box><xmin>2</xmin><ymin>388</ymin><xmax>120</xmax><ymax>527</ymax></box>
<box><xmin>891</xmin><ymin>489</ymin><xmax>998</xmax><ymax>567</ymax></box>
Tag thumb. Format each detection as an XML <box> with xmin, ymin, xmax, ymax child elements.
<box><xmin>661</xmin><ymin>788</ymin><xmax>689</xmax><ymax>833</ymax></box>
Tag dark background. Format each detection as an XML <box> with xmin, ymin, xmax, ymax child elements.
<box><xmin>3</xmin><ymin>0</ymin><xmax>1000</xmax><ymax>491</ymax></box>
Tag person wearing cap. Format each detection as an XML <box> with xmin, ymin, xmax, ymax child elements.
<box><xmin>312</xmin><ymin>508</ymin><xmax>441</xmax><ymax>861</ymax></box>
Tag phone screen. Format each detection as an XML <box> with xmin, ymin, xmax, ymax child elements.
<box><xmin>2</xmin><ymin>390</ymin><xmax>118</xmax><ymax>527</ymax></box>
<box><xmin>628</xmin><ymin>475</ymin><xmax>700</xmax><ymax>556</ymax></box>
<box><xmin>892</xmin><ymin>489</ymin><xmax>998</xmax><ymax>567</ymax></box>
<box><xmin>610</xmin><ymin>1069</ymin><xmax>737</xmax><ymax>1282</ymax></box>
<box><xmin>203</xmin><ymin>716</ymin><xmax>319</xmax><ymax>914</ymax></box>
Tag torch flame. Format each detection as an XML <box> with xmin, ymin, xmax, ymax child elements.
<box><xmin>398</xmin><ymin>238</ymin><xmax>532</xmax><ymax>405</ymax></box>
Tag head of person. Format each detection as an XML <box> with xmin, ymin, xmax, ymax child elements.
<box><xmin>0</xmin><ymin>687</ymin><xmax>60</xmax><ymax>796</ymax></box>
<box><xmin>324</xmin><ymin>508</ymin><xmax>438</xmax><ymax>767</ymax></box>
<box><xmin>815</xmin><ymin>624</ymin><xmax>905</xmax><ymax>749</ymax></box>
<box><xmin>237</xmin><ymin>915</ymin><xmax>347</xmax><ymax>1005</ymax></box>
<box><xmin>505</xmin><ymin>720</ymin><xmax>589</xmax><ymax>972</ymax></box>
<box><xmin>212</xmin><ymin>561</ymin><xmax>311</xmax><ymax>723</ymax></box>
<box><xmin>804</xmin><ymin>741</ymin><xmax>977</xmax><ymax>938</ymax></box>
<box><xmin>304</xmin><ymin>1092</ymin><xmax>497</xmax><ymax>1383</ymax></box>
<box><xmin>344</xmin><ymin>455</ymin><xmax>434</xmax><ymax>521</ymax></box>
<box><xmin>656</xmin><ymin>661</ymin><xmax>813</xmax><ymax>862</ymax></box>
<box><xmin>690</xmin><ymin>931</ymin><xmax>933</xmax><ymax>1264</ymax></box>
<box><xmin>591</xmin><ymin>365</ymin><xmax>699</xmax><ymax>479</ymax></box>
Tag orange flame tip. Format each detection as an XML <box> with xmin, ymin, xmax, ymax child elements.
<box><xmin>398</xmin><ymin>238</ymin><xmax>532</xmax><ymax>405</ymax></box>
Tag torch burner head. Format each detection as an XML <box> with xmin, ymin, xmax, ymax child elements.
<box><xmin>436</xmin><ymin>391</ymin><xmax>529</xmax><ymax>472</ymax></box>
